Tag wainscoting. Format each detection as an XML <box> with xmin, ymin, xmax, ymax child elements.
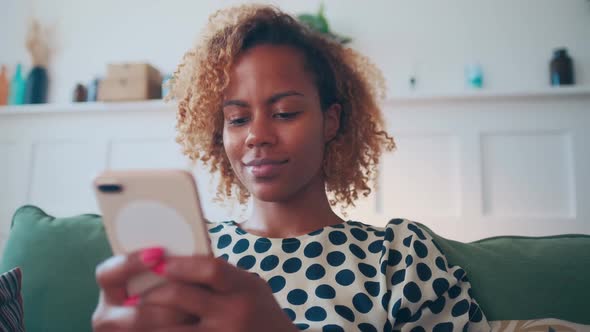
<box><xmin>1</xmin><ymin>87</ymin><xmax>589</xmax><ymax>254</ymax></box>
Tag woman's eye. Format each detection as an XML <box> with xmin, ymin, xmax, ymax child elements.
<box><xmin>228</xmin><ymin>117</ymin><xmax>249</xmax><ymax>126</ymax></box>
<box><xmin>274</xmin><ymin>112</ymin><xmax>300</xmax><ymax>120</ymax></box>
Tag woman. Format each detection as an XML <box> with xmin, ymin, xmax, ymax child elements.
<box><xmin>92</xmin><ymin>5</ymin><xmax>490</xmax><ymax>332</ymax></box>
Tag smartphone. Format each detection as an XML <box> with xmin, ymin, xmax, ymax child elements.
<box><xmin>93</xmin><ymin>169</ymin><xmax>211</xmax><ymax>296</ymax></box>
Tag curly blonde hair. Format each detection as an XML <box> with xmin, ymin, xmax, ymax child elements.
<box><xmin>168</xmin><ymin>4</ymin><xmax>395</xmax><ymax>208</ymax></box>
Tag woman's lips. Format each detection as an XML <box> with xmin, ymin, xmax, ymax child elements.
<box><xmin>244</xmin><ymin>159</ymin><xmax>289</xmax><ymax>178</ymax></box>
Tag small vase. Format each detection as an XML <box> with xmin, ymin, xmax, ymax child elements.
<box><xmin>24</xmin><ymin>66</ymin><xmax>49</xmax><ymax>104</ymax></box>
<box><xmin>465</xmin><ymin>63</ymin><xmax>484</xmax><ymax>89</ymax></box>
<box><xmin>550</xmin><ymin>48</ymin><xmax>574</xmax><ymax>86</ymax></box>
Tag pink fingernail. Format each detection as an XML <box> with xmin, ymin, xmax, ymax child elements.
<box><xmin>151</xmin><ymin>261</ymin><xmax>166</xmax><ymax>275</ymax></box>
<box><xmin>140</xmin><ymin>247</ymin><xmax>164</xmax><ymax>267</ymax></box>
<box><xmin>123</xmin><ymin>295</ymin><xmax>140</xmax><ymax>306</ymax></box>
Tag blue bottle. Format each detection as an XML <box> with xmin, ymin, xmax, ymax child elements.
<box><xmin>9</xmin><ymin>64</ymin><xmax>26</xmax><ymax>105</ymax></box>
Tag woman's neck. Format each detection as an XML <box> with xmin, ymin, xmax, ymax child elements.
<box><xmin>241</xmin><ymin>175</ymin><xmax>344</xmax><ymax>238</ymax></box>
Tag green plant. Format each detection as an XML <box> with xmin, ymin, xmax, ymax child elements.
<box><xmin>297</xmin><ymin>3</ymin><xmax>351</xmax><ymax>44</ymax></box>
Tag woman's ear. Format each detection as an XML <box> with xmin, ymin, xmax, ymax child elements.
<box><xmin>323</xmin><ymin>103</ymin><xmax>342</xmax><ymax>142</ymax></box>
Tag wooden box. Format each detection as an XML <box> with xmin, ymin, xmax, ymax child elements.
<box><xmin>98</xmin><ymin>63</ymin><xmax>162</xmax><ymax>101</ymax></box>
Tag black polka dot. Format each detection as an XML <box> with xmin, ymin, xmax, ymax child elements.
<box><xmin>296</xmin><ymin>323</ymin><xmax>310</xmax><ymax>330</ymax></box>
<box><xmin>235</xmin><ymin>227</ymin><xmax>247</xmax><ymax>235</ymax></box>
<box><xmin>335</xmin><ymin>269</ymin><xmax>355</xmax><ymax>286</ymax></box>
<box><xmin>353</xmin><ymin>293</ymin><xmax>373</xmax><ymax>313</ymax></box>
<box><xmin>327</xmin><ymin>251</ymin><xmax>346</xmax><ymax>267</ymax></box>
<box><xmin>283</xmin><ymin>308</ymin><xmax>296</xmax><ymax>321</ymax></box>
<box><xmin>315</xmin><ymin>284</ymin><xmax>336</xmax><ymax>299</ymax></box>
<box><xmin>309</xmin><ymin>228</ymin><xmax>324</xmax><ymax>236</ymax></box>
<box><xmin>232</xmin><ymin>238</ymin><xmax>250</xmax><ymax>254</ymax></box>
<box><xmin>287</xmin><ymin>289</ymin><xmax>308</xmax><ymax>305</ymax></box>
<box><xmin>381</xmin><ymin>290</ymin><xmax>391</xmax><ymax>310</ymax></box>
<box><xmin>380</xmin><ymin>260</ymin><xmax>387</xmax><ymax>275</ymax></box>
<box><xmin>384</xmin><ymin>227</ymin><xmax>394</xmax><ymax>242</ymax></box>
<box><xmin>403</xmin><ymin>282</ymin><xmax>422</xmax><ymax>303</ymax></box>
<box><xmin>267</xmin><ymin>276</ymin><xmax>285</xmax><ymax>293</ymax></box>
<box><xmin>358</xmin><ymin>323</ymin><xmax>378</xmax><ymax>332</ymax></box>
<box><xmin>282</xmin><ymin>239</ymin><xmax>300</xmax><ymax>253</ymax></box>
<box><xmin>416</xmin><ymin>263</ymin><xmax>432</xmax><ymax>281</ymax></box>
<box><xmin>282</xmin><ymin>257</ymin><xmax>302</xmax><ymax>273</ymax></box>
<box><xmin>358</xmin><ymin>263</ymin><xmax>377</xmax><ymax>278</ymax></box>
<box><xmin>391</xmin><ymin>269</ymin><xmax>405</xmax><ymax>285</ymax></box>
<box><xmin>305</xmin><ymin>306</ymin><xmax>327</xmax><ymax>322</ymax></box>
<box><xmin>351</xmin><ymin>228</ymin><xmax>369</xmax><ymax>241</ymax></box>
<box><xmin>332</xmin><ymin>222</ymin><xmax>346</xmax><ymax>228</ymax></box>
<box><xmin>260</xmin><ymin>255</ymin><xmax>279</xmax><ymax>271</ymax></box>
<box><xmin>304</xmin><ymin>242</ymin><xmax>323</xmax><ymax>258</ymax></box>
<box><xmin>390</xmin><ymin>298</ymin><xmax>401</xmax><ymax>317</ymax></box>
<box><xmin>396</xmin><ymin>308</ymin><xmax>412</xmax><ymax>323</ymax></box>
<box><xmin>364</xmin><ymin>281</ymin><xmax>380</xmax><ymax>297</ymax></box>
<box><xmin>219</xmin><ymin>254</ymin><xmax>229</xmax><ymax>261</ymax></box>
<box><xmin>349</xmin><ymin>243</ymin><xmax>367</xmax><ymax>259</ymax></box>
<box><xmin>433</xmin><ymin>278</ymin><xmax>450</xmax><ymax>297</ymax></box>
<box><xmin>433</xmin><ymin>322</ymin><xmax>454</xmax><ymax>332</ymax></box>
<box><xmin>328</xmin><ymin>231</ymin><xmax>347</xmax><ymax>245</ymax></box>
<box><xmin>469</xmin><ymin>303</ymin><xmax>483</xmax><ymax>322</ymax></box>
<box><xmin>407</xmin><ymin>223</ymin><xmax>427</xmax><ymax>240</ymax></box>
<box><xmin>387</xmin><ymin>249</ymin><xmax>402</xmax><ymax>266</ymax></box>
<box><xmin>435</xmin><ymin>256</ymin><xmax>447</xmax><ymax>271</ymax></box>
<box><xmin>454</xmin><ymin>268</ymin><xmax>466</xmax><ymax>280</ymax></box>
<box><xmin>374</xmin><ymin>230</ymin><xmax>385</xmax><ymax>237</ymax></box>
<box><xmin>452</xmin><ymin>299</ymin><xmax>470</xmax><ymax>317</ymax></box>
<box><xmin>389</xmin><ymin>218</ymin><xmax>404</xmax><ymax>225</ymax></box>
<box><xmin>209</xmin><ymin>224</ymin><xmax>223</xmax><ymax>233</ymax></box>
<box><xmin>429</xmin><ymin>296</ymin><xmax>446</xmax><ymax>314</ymax></box>
<box><xmin>368</xmin><ymin>240</ymin><xmax>382</xmax><ymax>253</ymax></box>
<box><xmin>334</xmin><ymin>305</ymin><xmax>355</xmax><ymax>322</ymax></box>
<box><xmin>217</xmin><ymin>234</ymin><xmax>232</xmax><ymax>249</ymax></box>
<box><xmin>384</xmin><ymin>320</ymin><xmax>393</xmax><ymax>331</ymax></box>
<box><xmin>322</xmin><ymin>325</ymin><xmax>344</xmax><ymax>332</ymax></box>
<box><xmin>237</xmin><ymin>255</ymin><xmax>256</xmax><ymax>269</ymax></box>
<box><xmin>306</xmin><ymin>264</ymin><xmax>326</xmax><ymax>280</ymax></box>
<box><xmin>410</xmin><ymin>327</ymin><xmax>426</xmax><ymax>332</ymax></box>
<box><xmin>403</xmin><ymin>235</ymin><xmax>412</xmax><ymax>247</ymax></box>
<box><xmin>449</xmin><ymin>285</ymin><xmax>462</xmax><ymax>299</ymax></box>
<box><xmin>408</xmin><ymin>308</ymin><xmax>422</xmax><ymax>322</ymax></box>
<box><xmin>413</xmin><ymin>240</ymin><xmax>428</xmax><ymax>258</ymax></box>
<box><xmin>254</xmin><ymin>238</ymin><xmax>271</xmax><ymax>253</ymax></box>
<box><xmin>405</xmin><ymin>254</ymin><xmax>414</xmax><ymax>267</ymax></box>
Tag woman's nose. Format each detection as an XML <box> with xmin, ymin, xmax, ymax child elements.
<box><xmin>245</xmin><ymin>113</ymin><xmax>277</xmax><ymax>148</ymax></box>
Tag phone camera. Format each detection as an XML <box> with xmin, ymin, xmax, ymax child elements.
<box><xmin>98</xmin><ymin>184</ymin><xmax>123</xmax><ymax>193</ymax></box>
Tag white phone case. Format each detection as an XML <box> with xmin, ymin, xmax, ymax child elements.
<box><xmin>93</xmin><ymin>169</ymin><xmax>211</xmax><ymax>296</ymax></box>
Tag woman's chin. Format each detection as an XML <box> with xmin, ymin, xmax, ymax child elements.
<box><xmin>250</xmin><ymin>184</ymin><xmax>292</xmax><ymax>203</ymax></box>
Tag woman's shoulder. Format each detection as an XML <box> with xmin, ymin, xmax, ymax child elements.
<box><xmin>348</xmin><ymin>218</ymin><xmax>432</xmax><ymax>241</ymax></box>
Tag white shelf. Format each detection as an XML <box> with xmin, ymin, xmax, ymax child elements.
<box><xmin>1</xmin><ymin>86</ymin><xmax>589</xmax><ymax>115</ymax></box>
<box><xmin>386</xmin><ymin>85</ymin><xmax>590</xmax><ymax>104</ymax></box>
<box><xmin>0</xmin><ymin>99</ymin><xmax>175</xmax><ymax>115</ymax></box>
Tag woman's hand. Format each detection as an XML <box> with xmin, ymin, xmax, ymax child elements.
<box><xmin>92</xmin><ymin>248</ymin><xmax>196</xmax><ymax>331</ymax></box>
<box><xmin>139</xmin><ymin>255</ymin><xmax>299</xmax><ymax>332</ymax></box>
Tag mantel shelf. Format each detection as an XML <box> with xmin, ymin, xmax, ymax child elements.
<box><xmin>1</xmin><ymin>86</ymin><xmax>589</xmax><ymax>115</ymax></box>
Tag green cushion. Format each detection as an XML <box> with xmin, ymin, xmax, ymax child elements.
<box><xmin>418</xmin><ymin>222</ymin><xmax>590</xmax><ymax>325</ymax></box>
<box><xmin>0</xmin><ymin>205</ymin><xmax>112</xmax><ymax>332</ymax></box>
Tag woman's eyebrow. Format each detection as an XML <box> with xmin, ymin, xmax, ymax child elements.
<box><xmin>222</xmin><ymin>91</ymin><xmax>304</xmax><ymax>108</ymax></box>
<box><xmin>222</xmin><ymin>99</ymin><xmax>249</xmax><ymax>108</ymax></box>
<box><xmin>267</xmin><ymin>91</ymin><xmax>304</xmax><ymax>104</ymax></box>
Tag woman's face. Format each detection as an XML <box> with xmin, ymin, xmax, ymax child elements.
<box><xmin>222</xmin><ymin>44</ymin><xmax>340</xmax><ymax>202</ymax></box>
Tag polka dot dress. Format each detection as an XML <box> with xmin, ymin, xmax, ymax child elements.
<box><xmin>207</xmin><ymin>219</ymin><xmax>490</xmax><ymax>331</ymax></box>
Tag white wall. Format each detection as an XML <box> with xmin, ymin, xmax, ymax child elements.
<box><xmin>1</xmin><ymin>0</ymin><xmax>589</xmax><ymax>103</ymax></box>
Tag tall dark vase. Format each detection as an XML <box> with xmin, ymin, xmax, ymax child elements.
<box><xmin>24</xmin><ymin>66</ymin><xmax>48</xmax><ymax>104</ymax></box>
<box><xmin>549</xmin><ymin>48</ymin><xmax>574</xmax><ymax>86</ymax></box>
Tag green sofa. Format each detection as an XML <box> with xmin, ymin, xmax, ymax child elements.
<box><xmin>1</xmin><ymin>205</ymin><xmax>589</xmax><ymax>332</ymax></box>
